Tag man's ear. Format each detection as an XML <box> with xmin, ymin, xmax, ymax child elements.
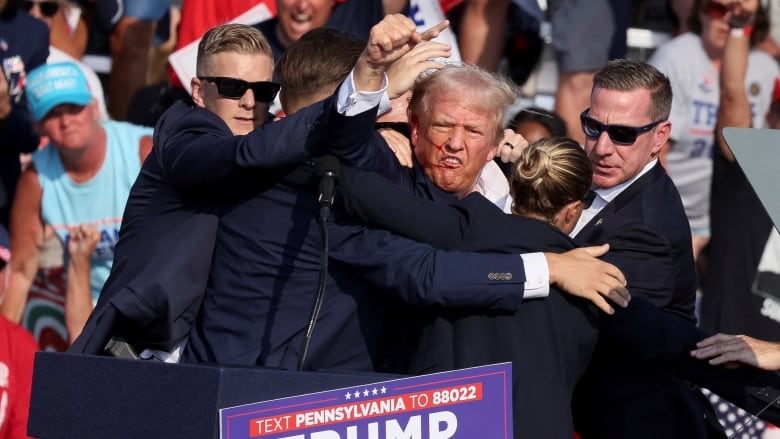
<box><xmin>410</xmin><ymin>115</ymin><xmax>420</xmax><ymax>147</ymax></box>
<box><xmin>651</xmin><ymin>120</ymin><xmax>672</xmax><ymax>155</ymax></box>
<box><xmin>191</xmin><ymin>77</ymin><xmax>206</xmax><ymax>108</ymax></box>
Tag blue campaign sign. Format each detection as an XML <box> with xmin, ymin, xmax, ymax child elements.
<box><xmin>220</xmin><ymin>362</ymin><xmax>512</xmax><ymax>439</ymax></box>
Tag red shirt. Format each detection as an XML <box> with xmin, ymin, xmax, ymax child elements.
<box><xmin>0</xmin><ymin>317</ymin><xmax>38</xmax><ymax>439</ymax></box>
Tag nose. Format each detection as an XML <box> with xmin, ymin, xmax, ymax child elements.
<box><xmin>239</xmin><ymin>88</ymin><xmax>256</xmax><ymax>109</ymax></box>
<box><xmin>593</xmin><ymin>130</ymin><xmax>614</xmax><ymax>156</ymax></box>
<box><xmin>446</xmin><ymin>126</ymin><xmax>466</xmax><ymax>151</ymax></box>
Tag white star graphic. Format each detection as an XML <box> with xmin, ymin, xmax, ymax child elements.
<box><xmin>353</xmin><ymin>391</ymin><xmax>361</xmax><ymax>398</ymax></box>
<box><xmin>363</xmin><ymin>389</ymin><xmax>369</xmax><ymax>397</ymax></box>
<box><xmin>372</xmin><ymin>388</ymin><xmax>378</xmax><ymax>396</ymax></box>
<box><xmin>345</xmin><ymin>392</ymin><xmax>352</xmax><ymax>400</ymax></box>
<box><xmin>381</xmin><ymin>386</ymin><xmax>387</xmax><ymax>394</ymax></box>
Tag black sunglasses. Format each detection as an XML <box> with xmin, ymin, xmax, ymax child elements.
<box><xmin>581</xmin><ymin>189</ymin><xmax>596</xmax><ymax>209</ymax></box>
<box><xmin>580</xmin><ymin>108</ymin><xmax>664</xmax><ymax>145</ymax></box>
<box><xmin>22</xmin><ymin>0</ymin><xmax>59</xmax><ymax>17</ymax></box>
<box><xmin>198</xmin><ymin>76</ymin><xmax>280</xmax><ymax>102</ymax></box>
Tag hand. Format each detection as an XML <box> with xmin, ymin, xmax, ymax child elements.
<box><xmin>67</xmin><ymin>224</ymin><xmax>100</xmax><ymax>266</ymax></box>
<box><xmin>729</xmin><ymin>0</ymin><xmax>758</xmax><ymax>26</ymax></box>
<box><xmin>691</xmin><ymin>333</ymin><xmax>780</xmax><ymax>371</ymax></box>
<box><xmin>379</xmin><ymin>127</ymin><xmax>413</xmax><ymax>168</ymax></box>
<box><xmin>354</xmin><ymin>14</ymin><xmax>420</xmax><ymax>92</ymax></box>
<box><xmin>0</xmin><ymin>71</ymin><xmax>11</xmax><ymax>120</ymax></box>
<box><xmin>495</xmin><ymin>129</ymin><xmax>529</xmax><ymax>164</ymax></box>
<box><xmin>386</xmin><ymin>40</ymin><xmax>451</xmax><ymax>99</ymax></box>
<box><xmin>546</xmin><ymin>244</ymin><xmax>630</xmax><ymax>315</ymax></box>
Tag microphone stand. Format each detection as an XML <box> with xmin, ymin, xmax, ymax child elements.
<box><xmin>297</xmin><ymin>157</ymin><xmax>338</xmax><ymax>371</ymax></box>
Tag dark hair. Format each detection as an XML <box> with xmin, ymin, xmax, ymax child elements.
<box><xmin>509</xmin><ymin>107</ymin><xmax>567</xmax><ymax>137</ymax></box>
<box><xmin>593</xmin><ymin>59</ymin><xmax>673</xmax><ymax>122</ymax></box>
<box><xmin>510</xmin><ymin>137</ymin><xmax>593</xmax><ymax>223</ymax></box>
<box><xmin>275</xmin><ymin>27</ymin><xmax>364</xmax><ymax>112</ymax></box>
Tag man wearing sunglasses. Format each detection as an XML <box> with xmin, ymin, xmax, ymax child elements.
<box><xmin>570</xmin><ymin>59</ymin><xmax>719</xmax><ymax>438</ymax></box>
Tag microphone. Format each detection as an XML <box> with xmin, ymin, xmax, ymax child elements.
<box><xmin>317</xmin><ymin>155</ymin><xmax>340</xmax><ymax>210</ymax></box>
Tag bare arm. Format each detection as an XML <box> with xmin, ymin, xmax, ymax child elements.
<box><xmin>65</xmin><ymin>224</ymin><xmax>100</xmax><ymax>343</ymax></box>
<box><xmin>715</xmin><ymin>0</ymin><xmax>755</xmax><ymax>163</ymax></box>
<box><xmin>0</xmin><ymin>168</ymin><xmax>44</xmax><ymax>323</ymax></box>
<box><xmin>458</xmin><ymin>0</ymin><xmax>509</xmax><ymax>71</ymax></box>
<box><xmin>691</xmin><ymin>333</ymin><xmax>780</xmax><ymax>371</ymax></box>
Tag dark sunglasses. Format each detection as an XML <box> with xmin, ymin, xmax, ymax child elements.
<box><xmin>198</xmin><ymin>76</ymin><xmax>280</xmax><ymax>102</ymax></box>
<box><xmin>703</xmin><ymin>1</ymin><xmax>729</xmax><ymax>20</ymax></box>
<box><xmin>22</xmin><ymin>0</ymin><xmax>59</xmax><ymax>17</ymax></box>
<box><xmin>580</xmin><ymin>109</ymin><xmax>664</xmax><ymax>145</ymax></box>
<box><xmin>581</xmin><ymin>190</ymin><xmax>596</xmax><ymax>209</ymax></box>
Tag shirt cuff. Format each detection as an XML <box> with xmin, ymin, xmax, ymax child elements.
<box><xmin>520</xmin><ymin>252</ymin><xmax>550</xmax><ymax>299</ymax></box>
<box><xmin>336</xmin><ymin>70</ymin><xmax>389</xmax><ymax>116</ymax></box>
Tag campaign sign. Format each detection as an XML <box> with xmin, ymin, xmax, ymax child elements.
<box><xmin>220</xmin><ymin>362</ymin><xmax>512</xmax><ymax>439</ymax></box>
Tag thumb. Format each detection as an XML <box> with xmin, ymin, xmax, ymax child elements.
<box><xmin>583</xmin><ymin>243</ymin><xmax>610</xmax><ymax>257</ymax></box>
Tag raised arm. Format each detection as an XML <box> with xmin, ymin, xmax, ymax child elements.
<box><xmin>65</xmin><ymin>224</ymin><xmax>100</xmax><ymax>343</ymax></box>
<box><xmin>0</xmin><ymin>168</ymin><xmax>45</xmax><ymax>322</ymax></box>
<box><xmin>715</xmin><ymin>0</ymin><xmax>756</xmax><ymax>162</ymax></box>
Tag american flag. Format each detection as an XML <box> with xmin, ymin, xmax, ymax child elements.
<box><xmin>702</xmin><ymin>388</ymin><xmax>777</xmax><ymax>439</ymax></box>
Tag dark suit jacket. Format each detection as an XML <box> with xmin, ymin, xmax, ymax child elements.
<box><xmin>69</xmin><ymin>96</ymin><xmax>339</xmax><ymax>355</ymax></box>
<box><xmin>179</xmin><ymin>108</ymin><xmax>532</xmax><ymax>371</ymax></box>
<box><xmin>338</xmin><ymin>164</ymin><xmax>780</xmax><ymax>438</ymax></box>
<box><xmin>572</xmin><ymin>161</ymin><xmax>704</xmax><ymax>439</ymax></box>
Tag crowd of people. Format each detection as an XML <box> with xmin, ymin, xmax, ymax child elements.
<box><xmin>0</xmin><ymin>0</ymin><xmax>780</xmax><ymax>438</ymax></box>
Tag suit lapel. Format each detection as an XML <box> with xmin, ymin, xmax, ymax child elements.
<box><xmin>577</xmin><ymin>162</ymin><xmax>665</xmax><ymax>239</ymax></box>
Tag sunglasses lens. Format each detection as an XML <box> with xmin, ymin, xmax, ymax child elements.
<box><xmin>216</xmin><ymin>78</ymin><xmax>247</xmax><ymax>99</ymax></box>
<box><xmin>22</xmin><ymin>1</ymin><xmax>59</xmax><ymax>16</ymax></box>
<box><xmin>608</xmin><ymin>126</ymin><xmax>638</xmax><ymax>145</ymax></box>
<box><xmin>250</xmin><ymin>83</ymin><xmax>280</xmax><ymax>102</ymax></box>
<box><xmin>581</xmin><ymin>116</ymin><xmax>602</xmax><ymax>138</ymax></box>
<box><xmin>41</xmin><ymin>2</ymin><xmax>59</xmax><ymax>16</ymax></box>
<box><xmin>704</xmin><ymin>2</ymin><xmax>728</xmax><ymax>19</ymax></box>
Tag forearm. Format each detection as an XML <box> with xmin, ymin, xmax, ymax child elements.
<box><xmin>716</xmin><ymin>28</ymin><xmax>752</xmax><ymax>162</ymax></box>
<box><xmin>1</xmin><ymin>267</ymin><xmax>38</xmax><ymax>323</ymax></box>
<box><xmin>65</xmin><ymin>258</ymin><xmax>93</xmax><ymax>343</ymax></box>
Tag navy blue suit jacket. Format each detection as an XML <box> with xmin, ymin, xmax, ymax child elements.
<box><xmin>181</xmin><ymin>106</ymin><xmax>530</xmax><ymax>371</ymax></box>
<box><xmin>70</xmin><ymin>97</ymin><xmax>339</xmax><ymax>354</ymax></box>
<box><xmin>571</xmin><ymin>161</ymin><xmax>706</xmax><ymax>439</ymax></box>
<box><xmin>338</xmin><ymin>165</ymin><xmax>780</xmax><ymax>438</ymax></box>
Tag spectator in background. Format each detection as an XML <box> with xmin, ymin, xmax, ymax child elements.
<box><xmin>649</xmin><ymin>0</ymin><xmax>778</xmax><ymax>266</ymax></box>
<box><xmin>701</xmin><ymin>0</ymin><xmax>780</xmax><ymax>358</ymax></box>
<box><xmin>0</xmin><ymin>0</ymin><xmax>49</xmax><ymax>229</ymax></box>
<box><xmin>76</xmin><ymin>0</ymin><xmax>171</xmax><ymax>120</ymax></box>
<box><xmin>0</xmin><ymin>224</ymin><xmax>39</xmax><ymax>439</ymax></box>
<box><xmin>254</xmin><ymin>0</ymin><xmax>407</xmax><ymax>61</ymax></box>
<box><xmin>22</xmin><ymin>0</ymin><xmax>88</xmax><ymax>59</ymax></box>
<box><xmin>0</xmin><ymin>62</ymin><xmax>153</xmax><ymax>342</ymax></box>
<box><xmin>24</xmin><ymin>0</ymin><xmax>107</xmax><ymax>119</ymax></box>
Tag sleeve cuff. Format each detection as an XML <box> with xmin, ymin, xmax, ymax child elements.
<box><xmin>520</xmin><ymin>252</ymin><xmax>550</xmax><ymax>299</ymax></box>
<box><xmin>336</xmin><ymin>70</ymin><xmax>389</xmax><ymax>116</ymax></box>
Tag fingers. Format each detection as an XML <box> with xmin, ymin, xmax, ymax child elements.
<box><xmin>496</xmin><ymin>129</ymin><xmax>529</xmax><ymax>163</ymax></box>
<box><xmin>386</xmin><ymin>40</ymin><xmax>451</xmax><ymax>99</ymax></box>
<box><xmin>589</xmin><ymin>294</ymin><xmax>615</xmax><ymax>315</ymax></box>
<box><xmin>420</xmin><ymin>20</ymin><xmax>450</xmax><ymax>41</ymax></box>
<box><xmin>581</xmin><ymin>243</ymin><xmax>610</xmax><ymax>258</ymax></box>
<box><xmin>379</xmin><ymin>128</ymin><xmax>413</xmax><ymax>168</ymax></box>
<box><xmin>368</xmin><ymin>14</ymin><xmax>418</xmax><ymax>53</ymax></box>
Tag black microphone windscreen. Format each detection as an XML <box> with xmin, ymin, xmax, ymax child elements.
<box><xmin>318</xmin><ymin>155</ymin><xmax>340</xmax><ymax>178</ymax></box>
